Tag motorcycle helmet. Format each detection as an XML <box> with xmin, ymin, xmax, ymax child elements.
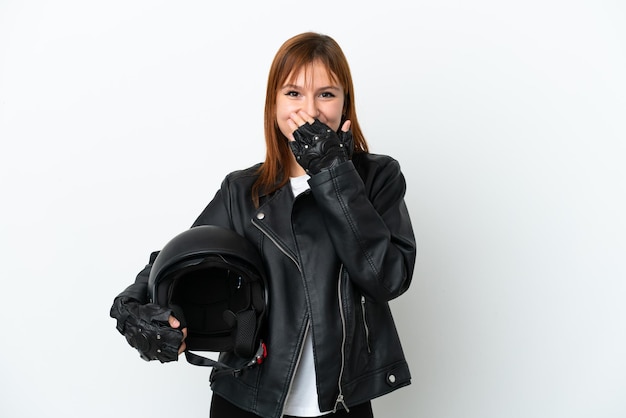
<box><xmin>148</xmin><ymin>225</ymin><xmax>267</xmax><ymax>361</ymax></box>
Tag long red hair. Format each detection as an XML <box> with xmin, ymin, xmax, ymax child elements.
<box><xmin>252</xmin><ymin>32</ymin><xmax>369</xmax><ymax>206</ymax></box>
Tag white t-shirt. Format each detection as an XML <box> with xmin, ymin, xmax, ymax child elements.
<box><xmin>282</xmin><ymin>174</ymin><xmax>331</xmax><ymax>417</ymax></box>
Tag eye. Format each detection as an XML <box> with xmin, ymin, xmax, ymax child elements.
<box><xmin>320</xmin><ymin>92</ymin><xmax>336</xmax><ymax>98</ymax></box>
<box><xmin>285</xmin><ymin>90</ymin><xmax>300</xmax><ymax>97</ymax></box>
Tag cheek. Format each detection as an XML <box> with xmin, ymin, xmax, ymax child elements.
<box><xmin>275</xmin><ymin>101</ymin><xmax>292</xmax><ymax>137</ymax></box>
<box><xmin>275</xmin><ymin>97</ymin><xmax>293</xmax><ymax>122</ymax></box>
<box><xmin>275</xmin><ymin>105</ymin><xmax>290</xmax><ymax>121</ymax></box>
<box><xmin>320</xmin><ymin>103</ymin><xmax>344</xmax><ymax>130</ymax></box>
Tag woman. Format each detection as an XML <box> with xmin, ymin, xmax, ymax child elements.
<box><xmin>111</xmin><ymin>32</ymin><xmax>416</xmax><ymax>418</ymax></box>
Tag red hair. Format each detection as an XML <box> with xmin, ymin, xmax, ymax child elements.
<box><xmin>252</xmin><ymin>32</ymin><xmax>369</xmax><ymax>206</ymax></box>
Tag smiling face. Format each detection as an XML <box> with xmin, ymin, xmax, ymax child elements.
<box><xmin>275</xmin><ymin>60</ymin><xmax>345</xmax><ymax>141</ymax></box>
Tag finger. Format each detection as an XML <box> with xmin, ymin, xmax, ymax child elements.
<box><xmin>296</xmin><ymin>110</ymin><xmax>315</xmax><ymax>124</ymax></box>
<box><xmin>286</xmin><ymin>119</ymin><xmax>298</xmax><ymax>141</ymax></box>
<box><xmin>168</xmin><ymin>315</ymin><xmax>180</xmax><ymax>329</ymax></box>
<box><xmin>178</xmin><ymin>328</ymin><xmax>188</xmax><ymax>354</ymax></box>
<box><xmin>289</xmin><ymin>112</ymin><xmax>309</xmax><ymax>127</ymax></box>
<box><xmin>341</xmin><ymin>119</ymin><xmax>351</xmax><ymax>132</ymax></box>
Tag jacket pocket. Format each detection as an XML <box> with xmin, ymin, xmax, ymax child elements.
<box><xmin>360</xmin><ymin>294</ymin><xmax>372</xmax><ymax>354</ymax></box>
<box><xmin>340</xmin><ymin>273</ymin><xmax>371</xmax><ymax>371</ymax></box>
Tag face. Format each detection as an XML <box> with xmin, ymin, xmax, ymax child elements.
<box><xmin>275</xmin><ymin>60</ymin><xmax>345</xmax><ymax>140</ymax></box>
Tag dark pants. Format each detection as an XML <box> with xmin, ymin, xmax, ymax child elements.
<box><xmin>210</xmin><ymin>394</ymin><xmax>374</xmax><ymax>418</ymax></box>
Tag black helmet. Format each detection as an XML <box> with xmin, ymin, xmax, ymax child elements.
<box><xmin>148</xmin><ymin>225</ymin><xmax>267</xmax><ymax>363</ymax></box>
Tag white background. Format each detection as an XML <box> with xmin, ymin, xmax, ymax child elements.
<box><xmin>1</xmin><ymin>1</ymin><xmax>625</xmax><ymax>417</ymax></box>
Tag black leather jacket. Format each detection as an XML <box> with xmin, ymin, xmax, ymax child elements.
<box><xmin>122</xmin><ymin>152</ymin><xmax>416</xmax><ymax>418</ymax></box>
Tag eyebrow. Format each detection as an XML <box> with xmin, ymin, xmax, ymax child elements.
<box><xmin>281</xmin><ymin>83</ymin><xmax>341</xmax><ymax>91</ymax></box>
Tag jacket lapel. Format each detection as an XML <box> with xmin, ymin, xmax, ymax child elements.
<box><xmin>252</xmin><ymin>187</ymin><xmax>299</xmax><ymax>263</ymax></box>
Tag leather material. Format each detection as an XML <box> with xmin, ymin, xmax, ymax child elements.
<box><xmin>110</xmin><ymin>297</ymin><xmax>183</xmax><ymax>363</ymax></box>
<box><xmin>289</xmin><ymin>119</ymin><xmax>354</xmax><ymax>175</ymax></box>
<box><xmin>123</xmin><ymin>152</ymin><xmax>416</xmax><ymax>418</ymax></box>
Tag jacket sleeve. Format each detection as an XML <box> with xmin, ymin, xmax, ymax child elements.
<box><xmin>113</xmin><ymin>251</ymin><xmax>159</xmax><ymax>304</ymax></box>
<box><xmin>191</xmin><ymin>186</ymin><xmax>233</xmax><ymax>229</ymax></box>
<box><xmin>308</xmin><ymin>155</ymin><xmax>416</xmax><ymax>302</ymax></box>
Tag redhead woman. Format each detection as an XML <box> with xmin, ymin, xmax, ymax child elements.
<box><xmin>111</xmin><ymin>32</ymin><xmax>416</xmax><ymax>418</ymax></box>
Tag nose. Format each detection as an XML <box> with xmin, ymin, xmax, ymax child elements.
<box><xmin>303</xmin><ymin>97</ymin><xmax>319</xmax><ymax>118</ymax></box>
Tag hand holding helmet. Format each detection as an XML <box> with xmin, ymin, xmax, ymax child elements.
<box><xmin>110</xmin><ymin>297</ymin><xmax>186</xmax><ymax>363</ymax></box>
<box><xmin>111</xmin><ymin>225</ymin><xmax>267</xmax><ymax>377</ymax></box>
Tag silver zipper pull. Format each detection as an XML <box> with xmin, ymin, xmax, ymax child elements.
<box><xmin>333</xmin><ymin>394</ymin><xmax>350</xmax><ymax>413</ymax></box>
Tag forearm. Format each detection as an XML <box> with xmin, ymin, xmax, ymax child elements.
<box><xmin>309</xmin><ymin>159</ymin><xmax>416</xmax><ymax>301</ymax></box>
<box><xmin>113</xmin><ymin>251</ymin><xmax>159</xmax><ymax>303</ymax></box>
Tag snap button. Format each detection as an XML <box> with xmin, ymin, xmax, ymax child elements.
<box><xmin>256</xmin><ymin>212</ymin><xmax>265</xmax><ymax>220</ymax></box>
<box><xmin>388</xmin><ymin>374</ymin><xmax>396</xmax><ymax>384</ymax></box>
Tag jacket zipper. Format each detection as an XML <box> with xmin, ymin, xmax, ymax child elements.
<box><xmin>252</xmin><ymin>219</ymin><xmax>309</xmax><ymax>417</ymax></box>
<box><xmin>361</xmin><ymin>295</ymin><xmax>371</xmax><ymax>353</ymax></box>
<box><xmin>252</xmin><ymin>218</ymin><xmax>301</xmax><ymax>269</ymax></box>
<box><xmin>253</xmin><ymin>218</ymin><xmax>349</xmax><ymax>414</ymax></box>
<box><xmin>333</xmin><ymin>265</ymin><xmax>350</xmax><ymax>413</ymax></box>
